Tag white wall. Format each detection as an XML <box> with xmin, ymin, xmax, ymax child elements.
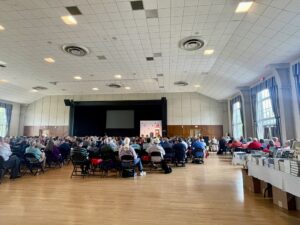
<box><xmin>0</xmin><ymin>99</ymin><xmax>20</xmax><ymax>136</ymax></box>
<box><xmin>22</xmin><ymin>92</ymin><xmax>228</xmax><ymax>134</ymax></box>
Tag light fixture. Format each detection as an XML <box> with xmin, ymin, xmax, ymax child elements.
<box><xmin>0</xmin><ymin>60</ymin><xmax>7</xmax><ymax>65</ymax></box>
<box><xmin>114</xmin><ymin>74</ymin><xmax>122</xmax><ymax>79</ymax></box>
<box><xmin>0</xmin><ymin>79</ymin><xmax>8</xmax><ymax>84</ymax></box>
<box><xmin>61</xmin><ymin>15</ymin><xmax>77</xmax><ymax>25</ymax></box>
<box><xmin>204</xmin><ymin>49</ymin><xmax>214</xmax><ymax>55</ymax></box>
<box><xmin>73</xmin><ymin>76</ymin><xmax>82</xmax><ymax>80</ymax></box>
<box><xmin>235</xmin><ymin>1</ymin><xmax>253</xmax><ymax>13</ymax></box>
<box><xmin>125</xmin><ymin>86</ymin><xmax>131</xmax><ymax>90</ymax></box>
<box><xmin>92</xmin><ymin>87</ymin><xmax>99</xmax><ymax>91</ymax></box>
<box><xmin>0</xmin><ymin>25</ymin><xmax>5</xmax><ymax>31</ymax></box>
<box><xmin>30</xmin><ymin>89</ymin><xmax>38</xmax><ymax>93</ymax></box>
<box><xmin>44</xmin><ymin>57</ymin><xmax>55</xmax><ymax>63</ymax></box>
<box><xmin>194</xmin><ymin>84</ymin><xmax>200</xmax><ymax>88</ymax></box>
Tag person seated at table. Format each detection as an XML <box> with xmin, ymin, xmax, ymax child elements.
<box><xmin>272</xmin><ymin>137</ymin><xmax>281</xmax><ymax>148</ymax></box>
<box><xmin>0</xmin><ymin>136</ymin><xmax>21</xmax><ymax>179</ymax></box>
<box><xmin>119</xmin><ymin>137</ymin><xmax>146</xmax><ymax>176</ymax></box>
<box><xmin>283</xmin><ymin>140</ymin><xmax>291</xmax><ymax>151</ymax></box>
<box><xmin>231</xmin><ymin>139</ymin><xmax>243</xmax><ymax>150</ymax></box>
<box><xmin>25</xmin><ymin>140</ymin><xmax>46</xmax><ymax>168</ymax></box>
<box><xmin>247</xmin><ymin>138</ymin><xmax>262</xmax><ymax>150</ymax></box>
<box><xmin>259</xmin><ymin>139</ymin><xmax>267</xmax><ymax>149</ymax></box>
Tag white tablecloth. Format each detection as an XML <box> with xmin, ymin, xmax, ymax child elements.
<box><xmin>248</xmin><ymin>161</ymin><xmax>300</xmax><ymax>197</ymax></box>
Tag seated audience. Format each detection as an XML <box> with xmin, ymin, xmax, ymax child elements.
<box><xmin>25</xmin><ymin>141</ymin><xmax>46</xmax><ymax>167</ymax></box>
<box><xmin>0</xmin><ymin>137</ymin><xmax>21</xmax><ymax>179</ymax></box>
<box><xmin>247</xmin><ymin>138</ymin><xmax>262</xmax><ymax>150</ymax></box>
<box><xmin>259</xmin><ymin>139</ymin><xmax>267</xmax><ymax>149</ymax></box>
<box><xmin>231</xmin><ymin>139</ymin><xmax>243</xmax><ymax>149</ymax></box>
<box><xmin>71</xmin><ymin>141</ymin><xmax>90</xmax><ymax>174</ymax></box>
<box><xmin>272</xmin><ymin>137</ymin><xmax>281</xmax><ymax>148</ymax></box>
<box><xmin>172</xmin><ymin>139</ymin><xmax>187</xmax><ymax>162</ymax></box>
<box><xmin>119</xmin><ymin>137</ymin><xmax>146</xmax><ymax>176</ymax></box>
<box><xmin>146</xmin><ymin>138</ymin><xmax>165</xmax><ymax>158</ymax></box>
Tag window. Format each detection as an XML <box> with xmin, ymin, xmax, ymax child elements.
<box><xmin>256</xmin><ymin>89</ymin><xmax>276</xmax><ymax>139</ymax></box>
<box><xmin>0</xmin><ymin>107</ymin><xmax>7</xmax><ymax>137</ymax></box>
<box><xmin>232</xmin><ymin>102</ymin><xmax>243</xmax><ymax>139</ymax></box>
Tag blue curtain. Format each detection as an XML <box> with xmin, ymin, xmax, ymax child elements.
<box><xmin>230</xmin><ymin>95</ymin><xmax>244</xmax><ymax>136</ymax></box>
<box><xmin>250</xmin><ymin>77</ymin><xmax>281</xmax><ymax>140</ymax></box>
<box><xmin>0</xmin><ymin>102</ymin><xmax>13</xmax><ymax>136</ymax></box>
<box><xmin>250</xmin><ymin>87</ymin><xmax>258</xmax><ymax>138</ymax></box>
<box><xmin>292</xmin><ymin>63</ymin><xmax>300</xmax><ymax>112</ymax></box>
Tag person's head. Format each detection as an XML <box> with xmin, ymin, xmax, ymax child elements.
<box><xmin>247</xmin><ymin>137</ymin><xmax>253</xmax><ymax>142</ymax></box>
<box><xmin>259</xmin><ymin>139</ymin><xmax>264</xmax><ymax>144</ymax></box>
<box><xmin>124</xmin><ymin>137</ymin><xmax>130</xmax><ymax>149</ymax></box>
<box><xmin>284</xmin><ymin>140</ymin><xmax>291</xmax><ymax>147</ymax></box>
<box><xmin>253</xmin><ymin>138</ymin><xmax>258</xmax><ymax>142</ymax></box>
<box><xmin>30</xmin><ymin>141</ymin><xmax>36</xmax><ymax>147</ymax></box>
<box><xmin>153</xmin><ymin>138</ymin><xmax>160</xmax><ymax>145</ymax></box>
<box><xmin>269</xmin><ymin>140</ymin><xmax>275</xmax><ymax>147</ymax></box>
<box><xmin>272</xmin><ymin>137</ymin><xmax>279</xmax><ymax>142</ymax></box>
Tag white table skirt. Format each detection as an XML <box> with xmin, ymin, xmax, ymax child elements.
<box><xmin>248</xmin><ymin>161</ymin><xmax>300</xmax><ymax>197</ymax></box>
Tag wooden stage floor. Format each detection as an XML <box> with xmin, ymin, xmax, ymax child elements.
<box><xmin>0</xmin><ymin>154</ymin><xmax>300</xmax><ymax>225</ymax></box>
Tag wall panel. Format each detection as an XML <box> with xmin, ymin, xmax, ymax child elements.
<box><xmin>21</xmin><ymin>92</ymin><xmax>228</xmax><ymax>136</ymax></box>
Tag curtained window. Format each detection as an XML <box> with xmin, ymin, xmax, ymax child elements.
<box><xmin>256</xmin><ymin>89</ymin><xmax>276</xmax><ymax>139</ymax></box>
<box><xmin>0</xmin><ymin>102</ymin><xmax>13</xmax><ymax>137</ymax></box>
<box><xmin>292</xmin><ymin>62</ymin><xmax>300</xmax><ymax>112</ymax></box>
<box><xmin>232</xmin><ymin>102</ymin><xmax>243</xmax><ymax>139</ymax></box>
<box><xmin>0</xmin><ymin>107</ymin><xmax>7</xmax><ymax>137</ymax></box>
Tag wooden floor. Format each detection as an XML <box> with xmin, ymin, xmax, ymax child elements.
<box><xmin>0</xmin><ymin>154</ymin><xmax>300</xmax><ymax>225</ymax></box>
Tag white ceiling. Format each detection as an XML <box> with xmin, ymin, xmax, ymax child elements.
<box><xmin>1</xmin><ymin>0</ymin><xmax>300</xmax><ymax>104</ymax></box>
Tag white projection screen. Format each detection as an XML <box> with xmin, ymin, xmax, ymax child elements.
<box><xmin>106</xmin><ymin>110</ymin><xmax>134</xmax><ymax>129</ymax></box>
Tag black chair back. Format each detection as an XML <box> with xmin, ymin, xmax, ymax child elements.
<box><xmin>150</xmin><ymin>151</ymin><xmax>161</xmax><ymax>157</ymax></box>
<box><xmin>0</xmin><ymin>156</ymin><xmax>4</xmax><ymax>169</ymax></box>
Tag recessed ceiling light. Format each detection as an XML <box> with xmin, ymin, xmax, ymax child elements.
<box><xmin>235</xmin><ymin>1</ymin><xmax>253</xmax><ymax>13</ymax></box>
<box><xmin>0</xmin><ymin>25</ymin><xmax>4</xmax><ymax>31</ymax></box>
<box><xmin>0</xmin><ymin>79</ymin><xmax>8</xmax><ymax>84</ymax></box>
<box><xmin>204</xmin><ymin>49</ymin><xmax>214</xmax><ymax>55</ymax></box>
<box><xmin>61</xmin><ymin>15</ymin><xmax>77</xmax><ymax>25</ymax></box>
<box><xmin>125</xmin><ymin>86</ymin><xmax>131</xmax><ymax>90</ymax></box>
<box><xmin>30</xmin><ymin>89</ymin><xmax>38</xmax><ymax>93</ymax></box>
<box><xmin>92</xmin><ymin>87</ymin><xmax>99</xmax><ymax>91</ymax></box>
<box><xmin>194</xmin><ymin>84</ymin><xmax>200</xmax><ymax>88</ymax></box>
<box><xmin>114</xmin><ymin>74</ymin><xmax>122</xmax><ymax>79</ymax></box>
<box><xmin>44</xmin><ymin>57</ymin><xmax>55</xmax><ymax>63</ymax></box>
<box><xmin>73</xmin><ymin>76</ymin><xmax>82</xmax><ymax>80</ymax></box>
<box><xmin>0</xmin><ymin>60</ymin><xmax>7</xmax><ymax>65</ymax></box>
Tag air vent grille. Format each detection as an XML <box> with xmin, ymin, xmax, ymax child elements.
<box><xmin>107</xmin><ymin>83</ymin><xmax>121</xmax><ymax>88</ymax></box>
<box><xmin>32</xmin><ymin>86</ymin><xmax>48</xmax><ymax>90</ymax></box>
<box><xmin>62</xmin><ymin>44</ymin><xmax>90</xmax><ymax>56</ymax></box>
<box><xmin>179</xmin><ymin>36</ymin><xmax>205</xmax><ymax>51</ymax></box>
<box><xmin>174</xmin><ymin>81</ymin><xmax>188</xmax><ymax>86</ymax></box>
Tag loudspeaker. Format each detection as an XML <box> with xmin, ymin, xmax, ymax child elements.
<box><xmin>64</xmin><ymin>99</ymin><xmax>71</xmax><ymax>106</ymax></box>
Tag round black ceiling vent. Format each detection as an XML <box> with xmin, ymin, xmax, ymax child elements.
<box><xmin>174</xmin><ymin>81</ymin><xmax>188</xmax><ymax>86</ymax></box>
<box><xmin>179</xmin><ymin>36</ymin><xmax>205</xmax><ymax>51</ymax></box>
<box><xmin>62</xmin><ymin>44</ymin><xmax>90</xmax><ymax>56</ymax></box>
<box><xmin>107</xmin><ymin>83</ymin><xmax>121</xmax><ymax>88</ymax></box>
<box><xmin>32</xmin><ymin>86</ymin><xmax>48</xmax><ymax>91</ymax></box>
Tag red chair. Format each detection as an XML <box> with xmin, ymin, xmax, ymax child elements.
<box><xmin>90</xmin><ymin>158</ymin><xmax>103</xmax><ymax>175</ymax></box>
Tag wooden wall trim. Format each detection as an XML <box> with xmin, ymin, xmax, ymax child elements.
<box><xmin>167</xmin><ymin>125</ymin><xmax>223</xmax><ymax>139</ymax></box>
<box><xmin>23</xmin><ymin>126</ymin><xmax>69</xmax><ymax>137</ymax></box>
